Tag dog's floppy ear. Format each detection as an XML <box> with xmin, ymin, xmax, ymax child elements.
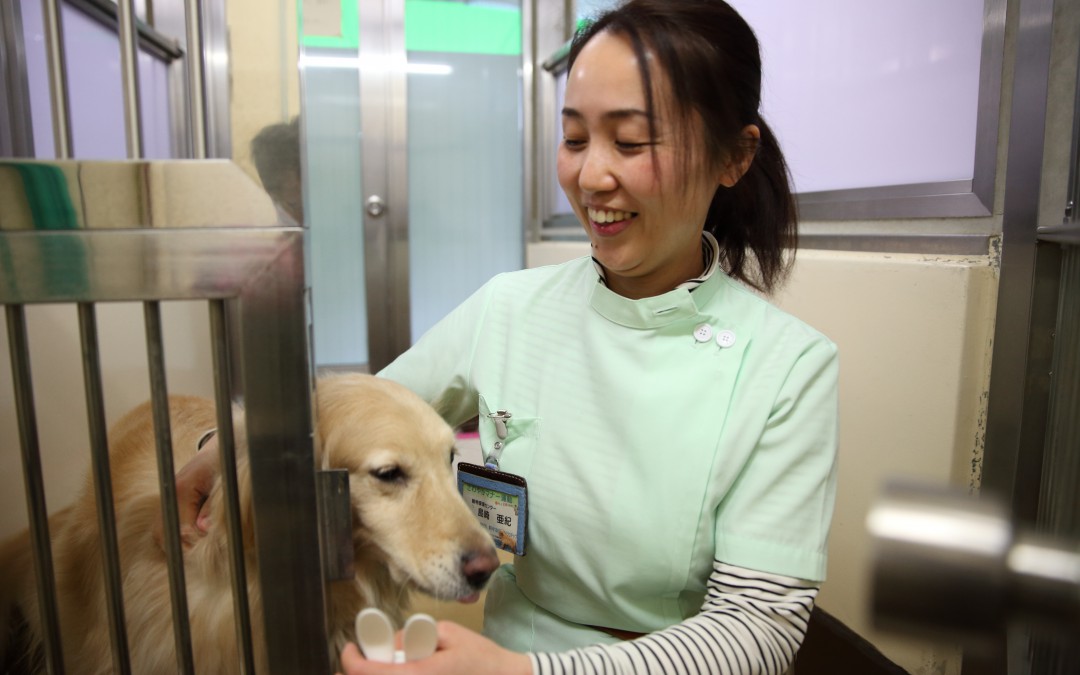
<box><xmin>153</xmin><ymin>443</ymin><xmax>221</xmax><ymax>551</ymax></box>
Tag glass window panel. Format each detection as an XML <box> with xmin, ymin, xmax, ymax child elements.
<box><xmin>406</xmin><ymin>49</ymin><xmax>524</xmax><ymax>341</ymax></box>
<box><xmin>300</xmin><ymin>50</ymin><xmax>369</xmax><ymax>367</ymax></box>
<box><xmin>21</xmin><ymin>1</ymin><xmax>175</xmax><ymax>160</ymax></box>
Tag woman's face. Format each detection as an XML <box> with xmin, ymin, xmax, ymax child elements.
<box><xmin>557</xmin><ymin>30</ymin><xmax>721</xmax><ymax>299</ymax></box>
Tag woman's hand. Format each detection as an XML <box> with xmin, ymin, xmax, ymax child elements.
<box><xmin>177</xmin><ymin>437</ymin><xmax>218</xmax><ymax>538</ymax></box>
<box><xmin>338</xmin><ymin>621</ymin><xmax>532</xmax><ymax>675</ymax></box>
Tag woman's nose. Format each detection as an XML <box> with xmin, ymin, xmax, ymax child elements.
<box><xmin>578</xmin><ymin>148</ymin><xmax>617</xmax><ymax>193</ymax></box>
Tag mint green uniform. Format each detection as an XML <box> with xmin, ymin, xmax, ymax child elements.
<box><xmin>379</xmin><ymin>257</ymin><xmax>839</xmax><ymax>652</ymax></box>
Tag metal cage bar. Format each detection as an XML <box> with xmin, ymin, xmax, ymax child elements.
<box><xmin>76</xmin><ymin>302</ymin><xmax>133</xmax><ymax>675</ymax></box>
<box><xmin>144</xmin><ymin>300</ymin><xmax>196</xmax><ymax>674</ymax></box>
<box><xmin>116</xmin><ymin>0</ymin><xmax>144</xmax><ymax>159</ymax></box>
<box><xmin>184</xmin><ymin>0</ymin><xmax>208</xmax><ymax>159</ymax></box>
<box><xmin>0</xmin><ymin>220</ymin><xmax>328</xmax><ymax>673</ymax></box>
<box><xmin>209</xmin><ymin>298</ymin><xmax>257</xmax><ymax>674</ymax></box>
<box><xmin>4</xmin><ymin>304</ymin><xmax>65</xmax><ymax>674</ymax></box>
<box><xmin>40</xmin><ymin>0</ymin><xmax>73</xmax><ymax>159</ymax></box>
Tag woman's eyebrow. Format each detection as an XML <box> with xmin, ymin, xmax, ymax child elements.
<box><xmin>562</xmin><ymin>106</ymin><xmax>649</xmax><ymax>121</ymax></box>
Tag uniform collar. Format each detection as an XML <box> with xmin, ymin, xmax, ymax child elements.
<box><xmin>587</xmin><ymin>239</ymin><xmax>726</xmax><ymax>329</ymax></box>
<box><xmin>591</xmin><ymin>232</ymin><xmax>721</xmax><ymax>293</ymax></box>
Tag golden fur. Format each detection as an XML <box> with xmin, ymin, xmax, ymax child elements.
<box><xmin>0</xmin><ymin>373</ymin><xmax>498</xmax><ymax>674</ymax></box>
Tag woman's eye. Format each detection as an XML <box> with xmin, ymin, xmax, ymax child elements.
<box><xmin>562</xmin><ymin>137</ymin><xmax>585</xmax><ymax>149</ymax></box>
<box><xmin>616</xmin><ymin>141</ymin><xmax>649</xmax><ymax>150</ymax></box>
<box><xmin>371</xmin><ymin>466</ymin><xmax>406</xmax><ymax>483</ymax></box>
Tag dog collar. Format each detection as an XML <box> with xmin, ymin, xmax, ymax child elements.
<box><xmin>196</xmin><ymin>428</ymin><xmax>217</xmax><ymax>451</ymax></box>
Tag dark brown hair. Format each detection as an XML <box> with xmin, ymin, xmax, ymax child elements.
<box><xmin>250</xmin><ymin>116</ymin><xmax>300</xmax><ymax>196</ymax></box>
<box><xmin>568</xmin><ymin>0</ymin><xmax>797</xmax><ymax>293</ymax></box>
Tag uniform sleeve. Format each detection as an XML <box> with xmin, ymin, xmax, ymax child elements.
<box><xmin>377</xmin><ymin>278</ymin><xmax>498</xmax><ymax>428</ymax></box>
<box><xmin>715</xmin><ymin>335</ymin><xmax>840</xmax><ymax>581</ymax></box>
<box><xmin>530</xmin><ymin>561</ymin><xmax>818</xmax><ymax>675</ymax></box>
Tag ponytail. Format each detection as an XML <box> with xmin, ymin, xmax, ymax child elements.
<box><xmin>706</xmin><ymin>117</ymin><xmax>797</xmax><ymax>294</ymax></box>
<box><xmin>570</xmin><ymin>0</ymin><xmax>799</xmax><ymax>296</ymax></box>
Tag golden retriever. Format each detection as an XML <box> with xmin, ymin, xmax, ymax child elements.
<box><xmin>0</xmin><ymin>373</ymin><xmax>499</xmax><ymax>674</ymax></box>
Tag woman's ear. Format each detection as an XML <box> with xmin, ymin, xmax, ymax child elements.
<box><xmin>719</xmin><ymin>124</ymin><xmax>761</xmax><ymax>188</ymax></box>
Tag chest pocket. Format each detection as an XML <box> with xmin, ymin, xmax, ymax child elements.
<box><xmin>477</xmin><ymin>396</ymin><xmax>541</xmax><ymax>474</ymax></box>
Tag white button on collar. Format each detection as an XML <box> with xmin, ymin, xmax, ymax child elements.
<box><xmin>716</xmin><ymin>329</ymin><xmax>737</xmax><ymax>348</ymax></box>
<box><xmin>693</xmin><ymin>323</ymin><xmax>713</xmax><ymax>343</ymax></box>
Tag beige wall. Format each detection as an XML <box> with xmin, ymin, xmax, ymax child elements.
<box><xmin>778</xmin><ymin>249</ymin><xmax>998</xmax><ymax>675</ymax></box>
<box><xmin>226</xmin><ymin>0</ymin><xmax>302</xmax><ymax>186</ymax></box>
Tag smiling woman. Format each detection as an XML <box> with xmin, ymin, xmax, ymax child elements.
<box><xmin>557</xmin><ymin>29</ymin><xmax>766</xmax><ymax>300</ymax></box>
<box><xmin>556</xmin><ymin>1</ymin><xmax>795</xmax><ymax>303</ymax></box>
<box><xmin>339</xmin><ymin>2</ymin><xmax>838</xmax><ymax>675</ymax></box>
<box><xmin>557</xmin><ymin>36</ymin><xmax>716</xmax><ymax>299</ymax></box>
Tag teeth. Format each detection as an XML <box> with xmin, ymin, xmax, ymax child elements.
<box><xmin>587</xmin><ymin>208</ymin><xmax>633</xmax><ymax>224</ymax></box>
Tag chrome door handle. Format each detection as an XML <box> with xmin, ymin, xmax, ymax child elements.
<box><xmin>365</xmin><ymin>195</ymin><xmax>387</xmax><ymax>217</ymax></box>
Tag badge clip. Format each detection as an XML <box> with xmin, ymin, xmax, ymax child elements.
<box><xmin>485</xmin><ymin>410</ymin><xmax>512</xmax><ymax>470</ymax></box>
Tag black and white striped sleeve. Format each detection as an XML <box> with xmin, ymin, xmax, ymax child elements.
<box><xmin>529</xmin><ymin>561</ymin><xmax>818</xmax><ymax>675</ymax></box>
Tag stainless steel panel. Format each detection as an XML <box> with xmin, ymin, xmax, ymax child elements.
<box><xmin>1037</xmin><ymin>247</ymin><xmax>1080</xmax><ymax>538</ymax></box>
<box><xmin>798</xmin><ymin>232</ymin><xmax>994</xmax><ymax>256</ymax></box>
<box><xmin>1023</xmin><ymin>245</ymin><xmax>1080</xmax><ymax>674</ymax></box>
<box><xmin>982</xmin><ymin>0</ymin><xmax>1058</xmax><ymax>524</ymax></box>
<box><xmin>0</xmin><ymin>161</ymin><xmax>275</xmax><ymax>228</ymax></box>
<box><xmin>316</xmin><ymin>469</ymin><xmax>355</xmax><ymax>582</ymax></box>
<box><xmin>522</xmin><ymin>0</ymin><xmax>536</xmax><ymax>241</ymax></box>
<box><xmin>972</xmin><ymin>0</ymin><xmax>1007</xmax><ymax>212</ymax></box>
<box><xmin>232</xmin><ymin>220</ymin><xmax>327</xmax><ymax>673</ymax></box>
<box><xmin>797</xmin><ymin>180</ymin><xmax>993</xmax><ymax>220</ymax></box>
<box><xmin>532</xmin><ymin>0</ymin><xmax>571</xmax><ymax>244</ymax></box>
<box><xmin>976</xmin><ymin>0</ymin><xmax>1060</xmax><ymax>672</ymax></box>
<box><xmin>0</xmin><ymin>0</ymin><xmax>36</xmax><ymax>157</ymax></box>
<box><xmin>200</xmin><ymin>0</ymin><xmax>231</xmax><ymax>158</ymax></box>
<box><xmin>1067</xmin><ymin>41</ymin><xmax>1080</xmax><ymax>225</ymax></box>
<box><xmin>358</xmin><ymin>0</ymin><xmax>410</xmax><ymax>373</ymax></box>
<box><xmin>168</xmin><ymin>59</ymin><xmax>190</xmax><ymax>158</ymax></box>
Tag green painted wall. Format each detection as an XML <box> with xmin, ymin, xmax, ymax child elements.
<box><xmin>300</xmin><ymin>0</ymin><xmax>521</xmax><ymax>55</ymax></box>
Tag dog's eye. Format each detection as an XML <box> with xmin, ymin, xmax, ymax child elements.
<box><xmin>371</xmin><ymin>466</ymin><xmax>406</xmax><ymax>483</ymax></box>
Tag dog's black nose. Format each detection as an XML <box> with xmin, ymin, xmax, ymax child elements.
<box><xmin>462</xmin><ymin>549</ymin><xmax>500</xmax><ymax>589</ymax></box>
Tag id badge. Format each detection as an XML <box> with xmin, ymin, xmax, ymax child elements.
<box><xmin>457</xmin><ymin>462</ymin><xmax>528</xmax><ymax>556</ymax></box>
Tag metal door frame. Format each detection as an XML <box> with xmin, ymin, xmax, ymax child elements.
<box><xmin>977</xmin><ymin>0</ymin><xmax>1079</xmax><ymax>672</ymax></box>
<box><xmin>357</xmin><ymin>0</ymin><xmax>410</xmax><ymax>374</ymax></box>
<box><xmin>352</xmin><ymin>0</ymin><xmax>538</xmax><ymax>373</ymax></box>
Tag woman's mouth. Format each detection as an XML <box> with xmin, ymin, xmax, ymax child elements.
<box><xmin>587</xmin><ymin>207</ymin><xmax>636</xmax><ymax>236</ymax></box>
